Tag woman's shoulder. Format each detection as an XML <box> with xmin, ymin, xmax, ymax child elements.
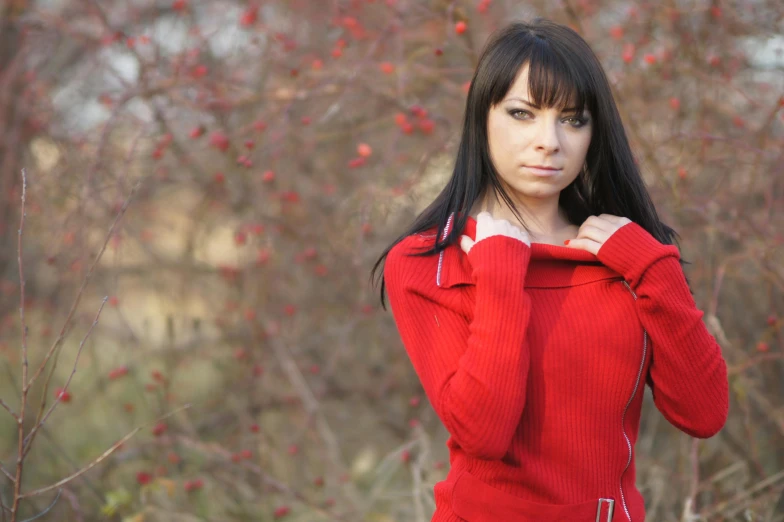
<box><xmin>384</xmin><ymin>229</ymin><xmax>442</xmax><ymax>286</ymax></box>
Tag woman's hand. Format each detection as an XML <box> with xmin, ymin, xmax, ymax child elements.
<box><xmin>563</xmin><ymin>214</ymin><xmax>632</xmax><ymax>255</ymax></box>
<box><xmin>460</xmin><ymin>211</ymin><xmax>531</xmax><ymax>254</ymax></box>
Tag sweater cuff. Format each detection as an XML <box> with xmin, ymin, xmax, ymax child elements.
<box><xmin>596</xmin><ymin>221</ymin><xmax>681</xmax><ymax>289</ymax></box>
<box><xmin>467</xmin><ymin>235</ymin><xmax>532</xmax><ymax>283</ymax></box>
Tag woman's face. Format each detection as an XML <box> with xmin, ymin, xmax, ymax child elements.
<box><xmin>486</xmin><ymin>62</ymin><xmax>592</xmax><ymax>204</ymax></box>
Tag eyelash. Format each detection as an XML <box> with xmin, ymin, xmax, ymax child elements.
<box><xmin>507</xmin><ymin>109</ymin><xmax>589</xmax><ymax>128</ymax></box>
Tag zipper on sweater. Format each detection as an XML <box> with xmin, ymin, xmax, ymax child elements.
<box><xmin>618</xmin><ymin>280</ymin><xmax>647</xmax><ymax>522</ymax></box>
<box><xmin>436</xmin><ymin>213</ymin><xmax>455</xmax><ymax>287</ymax></box>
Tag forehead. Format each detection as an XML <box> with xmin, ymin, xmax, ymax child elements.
<box><xmin>503</xmin><ymin>62</ymin><xmax>583</xmax><ymax>110</ymax></box>
<box><xmin>506</xmin><ymin>63</ymin><xmax>532</xmax><ymax>96</ymax></box>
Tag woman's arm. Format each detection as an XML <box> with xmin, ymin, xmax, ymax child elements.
<box><xmin>597</xmin><ymin>222</ymin><xmax>729</xmax><ymax>438</ymax></box>
<box><xmin>385</xmin><ymin>235</ymin><xmax>532</xmax><ymax>460</ymax></box>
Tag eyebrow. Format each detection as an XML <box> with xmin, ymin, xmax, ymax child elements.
<box><xmin>504</xmin><ymin>97</ymin><xmax>584</xmax><ymax>113</ymax></box>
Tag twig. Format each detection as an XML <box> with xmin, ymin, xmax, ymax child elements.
<box><xmin>12</xmin><ymin>167</ymin><xmax>30</xmax><ymax>519</ymax></box>
<box><xmin>0</xmin><ymin>464</ymin><xmax>15</xmax><ymax>482</ymax></box>
<box><xmin>0</xmin><ymin>399</ymin><xmax>18</xmax><ymax>421</ymax></box>
<box><xmin>18</xmin><ymin>489</ymin><xmax>61</xmax><ymax>522</ymax></box>
<box><xmin>19</xmin><ymin>404</ymin><xmax>190</xmax><ymax>499</ymax></box>
<box><xmin>22</xmin><ymin>296</ymin><xmax>109</xmax><ymax>456</ymax></box>
<box><xmin>24</xmin><ymin>180</ymin><xmax>140</xmax><ymax>391</ymax></box>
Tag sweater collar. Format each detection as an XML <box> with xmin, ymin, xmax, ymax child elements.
<box><xmin>437</xmin><ymin>214</ymin><xmax>623</xmax><ymax>289</ymax></box>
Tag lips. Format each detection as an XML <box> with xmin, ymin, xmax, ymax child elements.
<box><xmin>524</xmin><ymin>165</ymin><xmax>562</xmax><ymax>177</ymax></box>
<box><xmin>526</xmin><ymin>165</ymin><xmax>561</xmax><ymax>170</ymax></box>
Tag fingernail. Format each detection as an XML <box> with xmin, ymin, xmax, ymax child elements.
<box><xmin>563</xmin><ymin>240</ymin><xmax>570</xmax><ymax>245</ymax></box>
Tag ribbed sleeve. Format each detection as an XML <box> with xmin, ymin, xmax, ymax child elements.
<box><xmin>597</xmin><ymin>222</ymin><xmax>729</xmax><ymax>438</ymax></box>
<box><xmin>385</xmin><ymin>235</ymin><xmax>533</xmax><ymax>460</ymax></box>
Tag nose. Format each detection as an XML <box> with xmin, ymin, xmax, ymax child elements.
<box><xmin>534</xmin><ymin>117</ymin><xmax>561</xmax><ymax>153</ymax></box>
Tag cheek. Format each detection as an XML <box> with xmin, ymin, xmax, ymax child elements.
<box><xmin>488</xmin><ymin>119</ymin><xmax>520</xmax><ymax>161</ymax></box>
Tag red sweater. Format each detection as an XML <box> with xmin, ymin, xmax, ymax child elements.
<box><xmin>384</xmin><ymin>213</ymin><xmax>729</xmax><ymax>522</ymax></box>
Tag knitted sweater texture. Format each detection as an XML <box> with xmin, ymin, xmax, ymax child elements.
<box><xmin>384</xmin><ymin>214</ymin><xmax>729</xmax><ymax>522</ymax></box>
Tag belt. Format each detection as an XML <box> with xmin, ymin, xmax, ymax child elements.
<box><xmin>450</xmin><ymin>469</ymin><xmax>616</xmax><ymax>522</ymax></box>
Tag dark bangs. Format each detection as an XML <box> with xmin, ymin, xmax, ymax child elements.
<box><xmin>484</xmin><ymin>34</ymin><xmax>593</xmax><ymax>117</ymax></box>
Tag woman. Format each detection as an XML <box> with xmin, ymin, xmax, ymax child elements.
<box><xmin>370</xmin><ymin>18</ymin><xmax>729</xmax><ymax>522</ymax></box>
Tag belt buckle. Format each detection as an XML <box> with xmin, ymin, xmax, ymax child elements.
<box><xmin>596</xmin><ymin>498</ymin><xmax>614</xmax><ymax>522</ymax></box>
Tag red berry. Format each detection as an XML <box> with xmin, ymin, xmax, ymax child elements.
<box><xmin>261</xmin><ymin>170</ymin><xmax>275</xmax><ymax>182</ymax></box>
<box><xmin>609</xmin><ymin>25</ymin><xmax>623</xmax><ymax>40</ymax></box>
<box><xmin>191</xmin><ymin>64</ymin><xmax>208</xmax><ymax>78</ymax></box>
<box><xmin>274</xmin><ymin>506</ymin><xmax>290</xmax><ymax>518</ymax></box>
<box><xmin>757</xmin><ymin>342</ymin><xmax>770</xmax><ymax>352</ymax></box>
<box><xmin>184</xmin><ymin>478</ymin><xmax>204</xmax><ymax>492</ymax></box>
<box><xmin>409</xmin><ymin>104</ymin><xmax>426</xmax><ymax>118</ymax></box>
<box><xmin>250</xmin><ymin>423</ymin><xmax>260</xmax><ymax>432</ymax></box>
<box><xmin>189</xmin><ymin>126</ymin><xmax>205</xmax><ymax>138</ymax></box>
<box><xmin>172</xmin><ymin>0</ymin><xmax>187</xmax><ymax>12</ymax></box>
<box><xmin>669</xmin><ymin>97</ymin><xmax>681</xmax><ymax>111</ymax></box>
<box><xmin>213</xmin><ymin>171</ymin><xmax>225</xmax><ymax>184</ymax></box>
<box><xmin>209</xmin><ymin>132</ymin><xmax>230</xmax><ymax>152</ymax></box>
<box><xmin>380</xmin><ymin>62</ymin><xmax>395</xmax><ymax>74</ymax></box>
<box><xmin>409</xmin><ymin>395</ymin><xmax>421</xmax><ymax>407</ymax></box>
<box><xmin>767</xmin><ymin>314</ymin><xmax>778</xmax><ymax>326</ymax></box>
<box><xmin>152</xmin><ymin>422</ymin><xmax>167</xmax><ymax>436</ymax></box>
<box><xmin>455</xmin><ymin>21</ymin><xmax>467</xmax><ymax>35</ymax></box>
<box><xmin>357</xmin><ymin>143</ymin><xmax>372</xmax><ymax>157</ymax></box>
<box><xmin>644</xmin><ymin>54</ymin><xmax>656</xmax><ymax>65</ymax></box>
<box><xmin>55</xmin><ymin>388</ymin><xmax>71</xmax><ymax>403</ymax></box>
<box><xmin>108</xmin><ymin>365</ymin><xmax>129</xmax><ymax>380</ymax></box>
<box><xmin>244</xmin><ymin>308</ymin><xmax>256</xmax><ymax>322</ymax></box>
<box><xmin>240</xmin><ymin>5</ymin><xmax>259</xmax><ymax>27</ymax></box>
<box><xmin>418</xmin><ymin>119</ymin><xmax>435</xmax><ymax>134</ymax></box>
<box><xmin>136</xmin><ymin>471</ymin><xmax>154</xmax><ymax>485</ymax></box>
<box><xmin>622</xmin><ymin>43</ymin><xmax>635</xmax><ymax>64</ymax></box>
<box><xmin>256</xmin><ymin>248</ymin><xmax>270</xmax><ymax>265</ymax></box>
<box><xmin>348</xmin><ymin>157</ymin><xmax>366</xmax><ymax>168</ymax></box>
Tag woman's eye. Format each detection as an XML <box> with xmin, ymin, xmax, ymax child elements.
<box><xmin>565</xmin><ymin>116</ymin><xmax>589</xmax><ymax>128</ymax></box>
<box><xmin>508</xmin><ymin>109</ymin><xmax>531</xmax><ymax>119</ymax></box>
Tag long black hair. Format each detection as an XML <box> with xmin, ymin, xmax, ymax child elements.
<box><xmin>370</xmin><ymin>18</ymin><xmax>689</xmax><ymax>309</ymax></box>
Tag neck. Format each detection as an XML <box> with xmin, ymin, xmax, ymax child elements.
<box><xmin>469</xmin><ymin>191</ymin><xmax>574</xmax><ymax>241</ymax></box>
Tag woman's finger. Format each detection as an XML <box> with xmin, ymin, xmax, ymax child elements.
<box><xmin>460</xmin><ymin>235</ymin><xmax>474</xmax><ymax>254</ymax></box>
